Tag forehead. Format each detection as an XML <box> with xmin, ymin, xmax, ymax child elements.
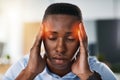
<box><xmin>43</xmin><ymin>14</ymin><xmax>80</xmax><ymax>31</ymax></box>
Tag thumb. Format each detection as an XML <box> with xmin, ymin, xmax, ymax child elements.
<box><xmin>43</xmin><ymin>54</ymin><xmax>47</xmax><ymax>63</ymax></box>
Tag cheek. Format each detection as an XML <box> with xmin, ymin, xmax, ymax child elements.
<box><xmin>43</xmin><ymin>39</ymin><xmax>56</xmax><ymax>53</ymax></box>
<box><xmin>43</xmin><ymin>39</ymin><xmax>79</xmax><ymax>57</ymax></box>
<box><xmin>43</xmin><ymin>40</ymin><xmax>54</xmax><ymax>59</ymax></box>
<box><xmin>66</xmin><ymin>41</ymin><xmax>79</xmax><ymax>56</ymax></box>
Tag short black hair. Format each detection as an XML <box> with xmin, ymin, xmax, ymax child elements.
<box><xmin>42</xmin><ymin>3</ymin><xmax>82</xmax><ymax>21</ymax></box>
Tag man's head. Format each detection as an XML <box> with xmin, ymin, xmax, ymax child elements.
<box><xmin>42</xmin><ymin>3</ymin><xmax>82</xmax><ymax>70</ymax></box>
<box><xmin>42</xmin><ymin>3</ymin><xmax>82</xmax><ymax>22</ymax></box>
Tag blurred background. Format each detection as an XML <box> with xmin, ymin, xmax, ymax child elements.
<box><xmin>0</xmin><ymin>0</ymin><xmax>120</xmax><ymax>79</ymax></box>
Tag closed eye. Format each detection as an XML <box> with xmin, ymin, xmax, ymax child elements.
<box><xmin>48</xmin><ymin>37</ymin><xmax>57</xmax><ymax>41</ymax></box>
<box><xmin>66</xmin><ymin>36</ymin><xmax>76</xmax><ymax>41</ymax></box>
<box><xmin>47</xmin><ymin>34</ymin><xmax>57</xmax><ymax>41</ymax></box>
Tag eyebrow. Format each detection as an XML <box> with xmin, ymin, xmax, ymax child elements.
<box><xmin>46</xmin><ymin>31</ymin><xmax>57</xmax><ymax>34</ymax></box>
<box><xmin>46</xmin><ymin>31</ymin><xmax>73</xmax><ymax>35</ymax></box>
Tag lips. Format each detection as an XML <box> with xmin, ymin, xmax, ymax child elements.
<box><xmin>52</xmin><ymin>55</ymin><xmax>66</xmax><ymax>60</ymax></box>
<box><xmin>53</xmin><ymin>57</ymin><xmax>65</xmax><ymax>60</ymax></box>
<box><xmin>52</xmin><ymin>57</ymin><xmax>66</xmax><ymax>65</ymax></box>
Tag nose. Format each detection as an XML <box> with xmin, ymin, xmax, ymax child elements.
<box><xmin>56</xmin><ymin>38</ymin><xmax>66</xmax><ymax>53</ymax></box>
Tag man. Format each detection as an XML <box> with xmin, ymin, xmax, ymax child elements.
<box><xmin>3</xmin><ymin>3</ymin><xmax>116</xmax><ymax>80</ymax></box>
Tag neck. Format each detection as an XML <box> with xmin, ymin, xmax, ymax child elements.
<box><xmin>46</xmin><ymin>59</ymin><xmax>72</xmax><ymax>77</ymax></box>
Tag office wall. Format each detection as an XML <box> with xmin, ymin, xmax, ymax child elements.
<box><xmin>96</xmin><ymin>19</ymin><xmax>120</xmax><ymax>63</ymax></box>
<box><xmin>14</xmin><ymin>0</ymin><xmax>120</xmax><ymax>21</ymax></box>
<box><xmin>0</xmin><ymin>0</ymin><xmax>120</xmax><ymax>63</ymax></box>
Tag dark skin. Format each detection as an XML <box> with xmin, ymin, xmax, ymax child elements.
<box><xmin>43</xmin><ymin>15</ymin><xmax>80</xmax><ymax>76</ymax></box>
<box><xmin>15</xmin><ymin>14</ymin><xmax>93</xmax><ymax>80</ymax></box>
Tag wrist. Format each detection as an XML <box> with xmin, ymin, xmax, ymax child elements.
<box><xmin>77</xmin><ymin>71</ymin><xmax>93</xmax><ymax>80</ymax></box>
<box><xmin>24</xmin><ymin>68</ymin><xmax>38</xmax><ymax>77</ymax></box>
<box><xmin>77</xmin><ymin>71</ymin><xmax>102</xmax><ymax>80</ymax></box>
<box><xmin>87</xmin><ymin>71</ymin><xmax>102</xmax><ymax>80</ymax></box>
<box><xmin>15</xmin><ymin>68</ymin><xmax>37</xmax><ymax>80</ymax></box>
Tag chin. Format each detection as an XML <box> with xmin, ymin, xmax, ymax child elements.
<box><xmin>53</xmin><ymin>64</ymin><xmax>69</xmax><ymax>70</ymax></box>
<box><xmin>51</xmin><ymin>59</ymin><xmax>71</xmax><ymax>70</ymax></box>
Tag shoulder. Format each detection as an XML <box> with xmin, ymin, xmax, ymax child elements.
<box><xmin>19</xmin><ymin>54</ymin><xmax>29</xmax><ymax>66</ymax></box>
<box><xmin>88</xmin><ymin>56</ymin><xmax>111</xmax><ymax>71</ymax></box>
<box><xmin>88</xmin><ymin>56</ymin><xmax>117</xmax><ymax>80</ymax></box>
<box><xmin>3</xmin><ymin>54</ymin><xmax>30</xmax><ymax>80</ymax></box>
<box><xmin>12</xmin><ymin>54</ymin><xmax>29</xmax><ymax>68</ymax></box>
<box><xmin>88</xmin><ymin>56</ymin><xmax>101</xmax><ymax>67</ymax></box>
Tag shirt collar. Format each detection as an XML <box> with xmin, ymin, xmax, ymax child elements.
<box><xmin>41</xmin><ymin>66</ymin><xmax>77</xmax><ymax>79</ymax></box>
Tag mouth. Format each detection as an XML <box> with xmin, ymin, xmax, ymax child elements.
<box><xmin>52</xmin><ymin>57</ymin><xmax>66</xmax><ymax>65</ymax></box>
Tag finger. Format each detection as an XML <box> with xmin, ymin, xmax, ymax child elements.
<box><xmin>78</xmin><ymin>27</ymin><xmax>82</xmax><ymax>42</ymax></box>
<box><xmin>78</xmin><ymin>24</ymin><xmax>84</xmax><ymax>47</ymax></box>
<box><xmin>81</xmin><ymin>23</ymin><xmax>87</xmax><ymax>39</ymax></box>
<box><xmin>30</xmin><ymin>23</ymin><xmax>44</xmax><ymax>57</ymax></box>
<box><xmin>79</xmin><ymin>23</ymin><xmax>88</xmax><ymax>47</ymax></box>
<box><xmin>33</xmin><ymin>23</ymin><xmax>44</xmax><ymax>48</ymax></box>
<box><xmin>43</xmin><ymin>54</ymin><xmax>47</xmax><ymax>62</ymax></box>
<box><xmin>79</xmin><ymin>23</ymin><xmax>87</xmax><ymax>41</ymax></box>
<box><xmin>75</xmin><ymin>50</ymin><xmax>80</xmax><ymax>60</ymax></box>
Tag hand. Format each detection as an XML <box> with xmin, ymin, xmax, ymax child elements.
<box><xmin>72</xmin><ymin>23</ymin><xmax>93</xmax><ymax>79</ymax></box>
<box><xmin>26</xmin><ymin>23</ymin><xmax>46</xmax><ymax>75</ymax></box>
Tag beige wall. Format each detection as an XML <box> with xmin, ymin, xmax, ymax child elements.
<box><xmin>23</xmin><ymin>22</ymin><xmax>40</xmax><ymax>54</ymax></box>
